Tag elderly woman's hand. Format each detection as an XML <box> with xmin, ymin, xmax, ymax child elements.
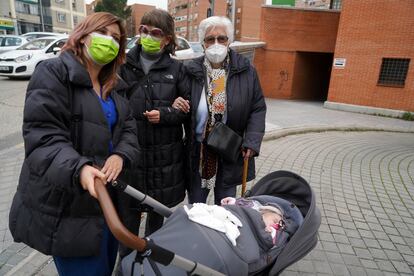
<box><xmin>143</xmin><ymin>110</ymin><xmax>161</xmax><ymax>123</ymax></box>
<box><xmin>172</xmin><ymin>97</ymin><xmax>190</xmax><ymax>113</ymax></box>
<box><xmin>101</xmin><ymin>154</ymin><xmax>124</xmax><ymax>183</ymax></box>
<box><xmin>242</xmin><ymin>148</ymin><xmax>256</xmax><ymax>159</ymax></box>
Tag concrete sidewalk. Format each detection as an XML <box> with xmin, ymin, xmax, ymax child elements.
<box><xmin>1</xmin><ymin>99</ymin><xmax>413</xmax><ymax>275</ymax></box>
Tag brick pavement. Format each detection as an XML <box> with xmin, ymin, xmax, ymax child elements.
<box><xmin>1</xmin><ymin>130</ymin><xmax>413</xmax><ymax>275</ymax></box>
<box><xmin>1</xmin><ymin>98</ymin><xmax>414</xmax><ymax>275</ymax></box>
<box><xmin>262</xmin><ymin>132</ymin><xmax>414</xmax><ymax>276</ymax></box>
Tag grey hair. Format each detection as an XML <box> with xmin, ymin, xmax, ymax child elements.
<box><xmin>198</xmin><ymin>16</ymin><xmax>234</xmax><ymax>43</ymax></box>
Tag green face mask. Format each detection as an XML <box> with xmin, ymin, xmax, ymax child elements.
<box><xmin>86</xmin><ymin>32</ymin><xmax>119</xmax><ymax>65</ymax></box>
<box><xmin>141</xmin><ymin>35</ymin><xmax>161</xmax><ymax>54</ymax></box>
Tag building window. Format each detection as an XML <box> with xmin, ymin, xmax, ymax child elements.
<box><xmin>72</xmin><ymin>0</ymin><xmax>77</xmax><ymax>9</ymax></box>
<box><xmin>16</xmin><ymin>2</ymin><xmax>39</xmax><ymax>15</ymax></box>
<box><xmin>73</xmin><ymin>15</ymin><xmax>78</xmax><ymax>25</ymax></box>
<box><xmin>175</xmin><ymin>15</ymin><xmax>187</xmax><ymax>22</ymax></box>
<box><xmin>57</xmin><ymin>12</ymin><xmax>66</xmax><ymax>23</ymax></box>
<box><xmin>330</xmin><ymin>0</ymin><xmax>342</xmax><ymax>10</ymax></box>
<box><xmin>175</xmin><ymin>26</ymin><xmax>187</xmax><ymax>32</ymax></box>
<box><xmin>378</xmin><ymin>58</ymin><xmax>410</xmax><ymax>87</ymax></box>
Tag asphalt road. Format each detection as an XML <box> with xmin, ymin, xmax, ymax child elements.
<box><xmin>0</xmin><ymin>77</ymin><xmax>27</xmax><ymax>151</ymax></box>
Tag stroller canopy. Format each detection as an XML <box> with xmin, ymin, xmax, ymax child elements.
<box><xmin>248</xmin><ymin>170</ymin><xmax>321</xmax><ymax>275</ymax></box>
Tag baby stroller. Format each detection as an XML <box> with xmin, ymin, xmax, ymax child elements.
<box><xmin>95</xmin><ymin>170</ymin><xmax>321</xmax><ymax>276</ymax></box>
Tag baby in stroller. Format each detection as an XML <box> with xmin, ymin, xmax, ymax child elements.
<box><xmin>221</xmin><ymin>197</ymin><xmax>286</xmax><ymax>245</ymax></box>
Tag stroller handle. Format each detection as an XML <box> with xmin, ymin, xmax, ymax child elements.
<box><xmin>112</xmin><ymin>180</ymin><xmax>173</xmax><ymax>218</ymax></box>
<box><xmin>94</xmin><ymin>179</ymin><xmax>225</xmax><ymax>276</ymax></box>
<box><xmin>95</xmin><ymin>178</ymin><xmax>147</xmax><ymax>251</ymax></box>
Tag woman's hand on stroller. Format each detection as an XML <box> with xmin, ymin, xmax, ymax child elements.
<box><xmin>101</xmin><ymin>154</ymin><xmax>124</xmax><ymax>183</ymax></box>
<box><xmin>80</xmin><ymin>165</ymin><xmax>107</xmax><ymax>198</ymax></box>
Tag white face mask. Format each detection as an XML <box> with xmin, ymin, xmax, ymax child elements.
<box><xmin>204</xmin><ymin>43</ymin><xmax>228</xmax><ymax>64</ymax></box>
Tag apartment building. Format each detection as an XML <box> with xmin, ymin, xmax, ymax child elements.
<box><xmin>168</xmin><ymin>0</ymin><xmax>227</xmax><ymax>42</ymax></box>
<box><xmin>13</xmin><ymin>0</ymin><xmax>45</xmax><ymax>34</ymax></box>
<box><xmin>50</xmin><ymin>0</ymin><xmax>86</xmax><ymax>33</ymax></box>
<box><xmin>3</xmin><ymin>0</ymin><xmax>86</xmax><ymax>34</ymax></box>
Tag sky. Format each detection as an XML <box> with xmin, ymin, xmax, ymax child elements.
<box><xmin>85</xmin><ymin>0</ymin><xmax>168</xmax><ymax>10</ymax></box>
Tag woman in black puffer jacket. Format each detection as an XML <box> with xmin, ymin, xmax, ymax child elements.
<box><xmin>8</xmin><ymin>13</ymin><xmax>138</xmax><ymax>276</ymax></box>
<box><xmin>173</xmin><ymin>16</ymin><xmax>266</xmax><ymax>206</ymax></box>
<box><xmin>118</xmin><ymin>9</ymin><xmax>190</xmax><ymax>240</ymax></box>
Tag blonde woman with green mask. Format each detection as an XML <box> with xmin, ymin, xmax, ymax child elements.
<box><xmin>118</xmin><ymin>8</ymin><xmax>190</xmax><ymax>261</ymax></box>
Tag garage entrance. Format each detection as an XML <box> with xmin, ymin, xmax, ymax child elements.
<box><xmin>291</xmin><ymin>52</ymin><xmax>333</xmax><ymax>101</ymax></box>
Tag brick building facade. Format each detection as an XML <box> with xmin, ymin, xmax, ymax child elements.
<box><xmin>326</xmin><ymin>0</ymin><xmax>414</xmax><ymax>112</ymax></box>
<box><xmin>254</xmin><ymin>7</ymin><xmax>339</xmax><ymax>100</ymax></box>
<box><xmin>127</xmin><ymin>4</ymin><xmax>155</xmax><ymax>37</ymax></box>
<box><xmin>233</xmin><ymin>0</ymin><xmax>263</xmax><ymax>42</ymax></box>
<box><xmin>254</xmin><ymin>1</ymin><xmax>413</xmax><ymax>112</ymax></box>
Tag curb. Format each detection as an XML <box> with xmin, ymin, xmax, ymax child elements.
<box><xmin>263</xmin><ymin>125</ymin><xmax>414</xmax><ymax>141</ymax></box>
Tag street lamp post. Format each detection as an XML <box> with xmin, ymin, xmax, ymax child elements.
<box><xmin>39</xmin><ymin>0</ymin><xmax>45</xmax><ymax>31</ymax></box>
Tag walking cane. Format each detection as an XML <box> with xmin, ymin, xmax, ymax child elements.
<box><xmin>241</xmin><ymin>157</ymin><xmax>248</xmax><ymax>197</ymax></box>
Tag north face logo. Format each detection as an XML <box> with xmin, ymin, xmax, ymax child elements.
<box><xmin>164</xmin><ymin>74</ymin><xmax>174</xmax><ymax>79</ymax></box>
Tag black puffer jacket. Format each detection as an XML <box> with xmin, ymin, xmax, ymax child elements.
<box><xmin>119</xmin><ymin>46</ymin><xmax>190</xmax><ymax>207</ymax></box>
<box><xmin>9</xmin><ymin>51</ymin><xmax>138</xmax><ymax>257</ymax></box>
<box><xmin>185</xmin><ymin>50</ymin><xmax>266</xmax><ymax>186</ymax></box>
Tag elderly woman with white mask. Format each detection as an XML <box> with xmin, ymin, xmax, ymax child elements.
<box><xmin>173</xmin><ymin>16</ymin><xmax>266</xmax><ymax>205</ymax></box>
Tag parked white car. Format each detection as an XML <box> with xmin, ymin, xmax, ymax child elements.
<box><xmin>0</xmin><ymin>35</ymin><xmax>29</xmax><ymax>54</ymax></box>
<box><xmin>173</xmin><ymin>36</ymin><xmax>195</xmax><ymax>60</ymax></box>
<box><xmin>0</xmin><ymin>36</ymin><xmax>68</xmax><ymax>79</ymax></box>
<box><xmin>21</xmin><ymin>32</ymin><xmax>63</xmax><ymax>41</ymax></box>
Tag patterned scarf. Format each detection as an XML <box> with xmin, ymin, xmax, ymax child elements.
<box><xmin>200</xmin><ymin>58</ymin><xmax>227</xmax><ymax>189</ymax></box>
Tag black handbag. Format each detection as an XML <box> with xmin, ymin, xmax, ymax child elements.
<box><xmin>206</xmin><ymin>121</ymin><xmax>243</xmax><ymax>163</ymax></box>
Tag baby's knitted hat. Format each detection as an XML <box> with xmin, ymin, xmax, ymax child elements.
<box><xmin>259</xmin><ymin>204</ymin><xmax>283</xmax><ymax>217</ymax></box>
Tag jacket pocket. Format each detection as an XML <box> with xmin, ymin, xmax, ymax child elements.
<box><xmin>27</xmin><ymin>147</ymin><xmax>60</xmax><ymax>177</ymax></box>
<box><xmin>42</xmin><ymin>186</ymin><xmax>70</xmax><ymax>217</ymax></box>
<box><xmin>68</xmin><ymin>192</ymin><xmax>102</xmax><ymax>217</ymax></box>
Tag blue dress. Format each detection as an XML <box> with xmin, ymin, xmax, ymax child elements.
<box><xmin>53</xmin><ymin>88</ymin><xmax>119</xmax><ymax>276</ymax></box>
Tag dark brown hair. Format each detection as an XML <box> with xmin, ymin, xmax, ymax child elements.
<box><xmin>140</xmin><ymin>9</ymin><xmax>177</xmax><ymax>54</ymax></box>
<box><xmin>62</xmin><ymin>12</ymin><xmax>126</xmax><ymax>97</ymax></box>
